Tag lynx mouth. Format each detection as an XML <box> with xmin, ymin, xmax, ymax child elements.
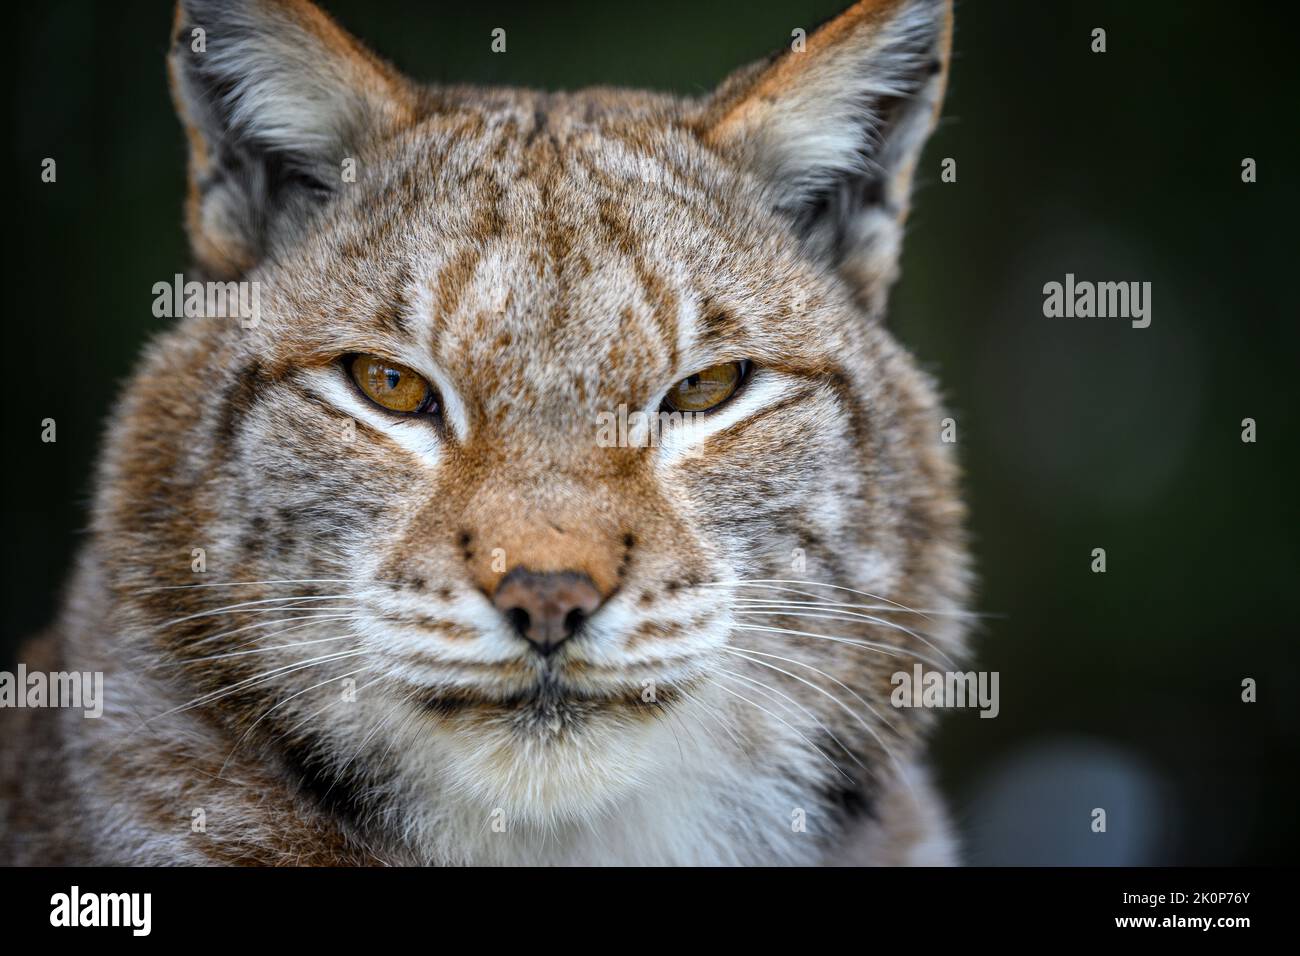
<box><xmin>418</xmin><ymin>673</ymin><xmax>678</xmax><ymax>725</ymax></box>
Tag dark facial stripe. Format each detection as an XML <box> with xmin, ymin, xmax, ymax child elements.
<box><xmin>593</xmin><ymin>198</ymin><xmax>679</xmax><ymax>372</ymax></box>
<box><xmin>215</xmin><ymin>360</ymin><xmax>271</xmax><ymax>446</ymax></box>
<box><xmin>276</xmin><ymin>733</ymin><xmax>388</xmax><ymax>834</ymax></box>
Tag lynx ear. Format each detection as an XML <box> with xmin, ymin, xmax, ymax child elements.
<box><xmin>702</xmin><ymin>0</ymin><xmax>951</xmax><ymax>313</ymax></box>
<box><xmin>168</xmin><ymin>0</ymin><xmax>417</xmax><ymax>278</ymax></box>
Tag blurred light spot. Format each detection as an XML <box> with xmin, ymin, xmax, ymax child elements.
<box><xmin>960</xmin><ymin>736</ymin><xmax>1173</xmax><ymax>865</ymax></box>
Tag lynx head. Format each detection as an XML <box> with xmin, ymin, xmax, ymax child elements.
<box><xmin>103</xmin><ymin>0</ymin><xmax>966</xmax><ymax>857</ymax></box>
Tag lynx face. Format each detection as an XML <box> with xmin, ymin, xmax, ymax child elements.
<box><xmin>88</xmin><ymin>0</ymin><xmax>966</xmax><ymax>859</ymax></box>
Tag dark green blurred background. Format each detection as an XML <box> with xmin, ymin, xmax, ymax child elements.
<box><xmin>5</xmin><ymin>1</ymin><xmax>1297</xmax><ymax>864</ymax></box>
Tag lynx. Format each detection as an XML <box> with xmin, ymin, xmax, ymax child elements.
<box><xmin>0</xmin><ymin>0</ymin><xmax>969</xmax><ymax>865</ymax></box>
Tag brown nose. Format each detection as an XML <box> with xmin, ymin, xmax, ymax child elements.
<box><xmin>492</xmin><ymin>568</ymin><xmax>605</xmax><ymax>654</ymax></box>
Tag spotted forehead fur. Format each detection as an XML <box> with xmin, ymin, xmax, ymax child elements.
<box><xmin>258</xmin><ymin>98</ymin><xmax>852</xmax><ymax>421</ymax></box>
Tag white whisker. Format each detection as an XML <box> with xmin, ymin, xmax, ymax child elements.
<box><xmin>732</xmin><ymin>594</ymin><xmax>985</xmax><ymax>619</ymax></box>
<box><xmin>162</xmin><ymin>633</ymin><xmax>359</xmax><ymax>668</ymax></box>
<box><xmin>157</xmin><ymin>593</ymin><xmax>360</xmax><ymax>630</ymax></box>
<box><xmin>138</xmin><ymin>578</ymin><xmax>394</xmax><ymax>593</ymax></box>
<box><xmin>149</xmin><ymin>648</ymin><xmax>369</xmax><ymax>722</ymax></box>
<box><xmin>722</xmin><ymin>645</ymin><xmax>895</xmax><ymax>732</ymax></box>
<box><xmin>703</xmin><ymin>579</ymin><xmax>918</xmax><ymax>614</ymax></box>
<box><xmin>669</xmin><ymin>681</ymin><xmax>740</xmax><ymax>760</ymax></box>
<box><xmin>324</xmin><ymin>681</ymin><xmax>417</xmax><ymax>793</ymax></box>
<box><xmin>713</xmin><ymin>665</ymin><xmax>865</xmax><ymax>770</ymax></box>
<box><xmin>732</xmin><ymin>622</ymin><xmax>947</xmax><ymax>670</ymax></box>
<box><xmin>723</xmin><ymin>646</ymin><xmax>913</xmax><ymax>787</ymax></box>
<box><xmin>706</xmin><ymin>677</ymin><xmax>851</xmax><ymax>782</ymax></box>
<box><xmin>218</xmin><ymin>665</ymin><xmax>373</xmax><ymax>777</ymax></box>
<box><xmin>185</xmin><ymin>612</ymin><xmax>363</xmax><ymax>650</ymax></box>
<box><xmin>732</xmin><ymin>606</ymin><xmax>957</xmax><ymax>667</ymax></box>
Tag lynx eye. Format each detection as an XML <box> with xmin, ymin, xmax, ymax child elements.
<box><xmin>662</xmin><ymin>361</ymin><xmax>749</xmax><ymax>414</ymax></box>
<box><xmin>346</xmin><ymin>354</ymin><xmax>437</xmax><ymax>415</ymax></box>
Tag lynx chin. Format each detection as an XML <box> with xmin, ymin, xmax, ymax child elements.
<box><xmin>1</xmin><ymin>0</ymin><xmax>972</xmax><ymax>866</ymax></box>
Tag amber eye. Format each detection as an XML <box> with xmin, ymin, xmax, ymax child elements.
<box><xmin>347</xmin><ymin>354</ymin><xmax>437</xmax><ymax>415</ymax></box>
<box><xmin>662</xmin><ymin>361</ymin><xmax>749</xmax><ymax>414</ymax></box>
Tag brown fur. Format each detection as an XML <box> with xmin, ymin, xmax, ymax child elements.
<box><xmin>1</xmin><ymin>0</ymin><xmax>969</xmax><ymax>866</ymax></box>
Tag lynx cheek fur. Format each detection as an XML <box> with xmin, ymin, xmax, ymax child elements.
<box><xmin>0</xmin><ymin>0</ymin><xmax>968</xmax><ymax>865</ymax></box>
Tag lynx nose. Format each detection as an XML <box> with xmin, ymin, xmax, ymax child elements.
<box><xmin>492</xmin><ymin>568</ymin><xmax>605</xmax><ymax>655</ymax></box>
